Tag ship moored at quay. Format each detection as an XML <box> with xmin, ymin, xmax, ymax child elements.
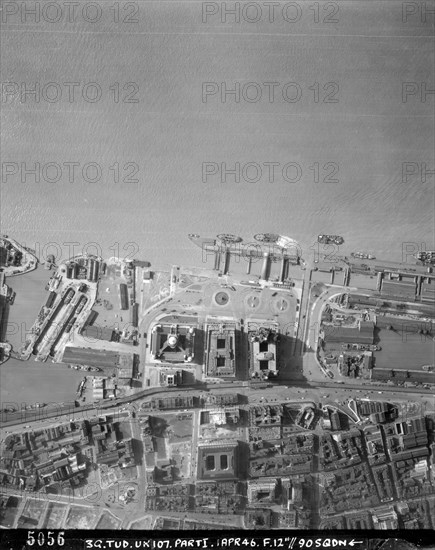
<box><xmin>188</xmin><ymin>233</ymin><xmax>303</xmax><ymax>279</ymax></box>
<box><xmin>188</xmin><ymin>233</ymin><xmax>302</xmax><ymax>261</ymax></box>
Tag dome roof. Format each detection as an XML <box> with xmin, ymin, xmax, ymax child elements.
<box><xmin>168</xmin><ymin>335</ymin><xmax>178</xmax><ymax>347</ymax></box>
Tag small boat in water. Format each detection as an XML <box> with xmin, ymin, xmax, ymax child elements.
<box><xmin>415</xmin><ymin>251</ymin><xmax>435</xmax><ymax>265</ymax></box>
<box><xmin>318</xmin><ymin>235</ymin><xmax>344</xmax><ymax>245</ymax></box>
<box><xmin>421</xmin><ymin>365</ymin><xmax>434</xmax><ymax>372</ymax></box>
<box><xmin>351</xmin><ymin>252</ymin><xmax>376</xmax><ymax>260</ymax></box>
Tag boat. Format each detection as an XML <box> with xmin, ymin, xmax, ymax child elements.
<box><xmin>416</xmin><ymin>251</ymin><xmax>435</xmax><ymax>259</ymax></box>
<box><xmin>75</xmin><ymin>296</ymin><xmax>88</xmax><ymax>314</ymax></box>
<box><xmin>351</xmin><ymin>252</ymin><xmax>376</xmax><ymax>260</ymax></box>
<box><xmin>254</xmin><ymin>233</ymin><xmax>280</xmax><ymax>243</ymax></box>
<box><xmin>188</xmin><ymin>233</ymin><xmax>302</xmax><ymax>262</ymax></box>
<box><xmin>63</xmin><ymin>288</ymin><xmax>75</xmax><ymax>304</ymax></box>
<box><xmin>318</xmin><ymin>235</ymin><xmax>344</xmax><ymax>245</ymax></box>
<box><xmin>415</xmin><ymin>251</ymin><xmax>435</xmax><ymax>265</ymax></box>
<box><xmin>421</xmin><ymin>365</ymin><xmax>434</xmax><ymax>372</ymax></box>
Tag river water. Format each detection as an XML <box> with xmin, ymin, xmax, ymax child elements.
<box><xmin>1</xmin><ymin>1</ymin><xmax>434</xmax><ymax>403</ymax></box>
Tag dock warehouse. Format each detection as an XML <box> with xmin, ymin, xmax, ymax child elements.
<box><xmin>119</xmin><ymin>283</ymin><xmax>129</xmax><ymax>310</ymax></box>
<box><xmin>62</xmin><ymin>346</ymin><xmax>134</xmax><ymax>373</ymax></box>
<box><xmin>81</xmin><ymin>325</ymin><xmax>115</xmax><ymax>342</ymax></box>
<box><xmin>381</xmin><ymin>280</ymin><xmax>416</xmax><ymax>300</ymax></box>
<box><xmin>324</xmin><ymin>321</ymin><xmax>375</xmax><ymax>345</ymax></box>
<box><xmin>62</xmin><ymin>346</ymin><xmax>118</xmax><ymax>369</ymax></box>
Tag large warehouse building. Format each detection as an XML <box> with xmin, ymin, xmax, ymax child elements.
<box><xmin>324</xmin><ymin>321</ymin><xmax>375</xmax><ymax>345</ymax></box>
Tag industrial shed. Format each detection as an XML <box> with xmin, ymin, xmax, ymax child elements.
<box><xmin>324</xmin><ymin>321</ymin><xmax>375</xmax><ymax>344</ymax></box>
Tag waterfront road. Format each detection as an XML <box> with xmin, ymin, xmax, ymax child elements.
<box><xmin>1</xmin><ymin>379</ymin><xmax>433</xmax><ymax>429</ymax></box>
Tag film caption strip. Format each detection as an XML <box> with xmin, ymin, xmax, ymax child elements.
<box><xmin>2</xmin><ymin>532</ymin><xmax>435</xmax><ymax>550</ymax></box>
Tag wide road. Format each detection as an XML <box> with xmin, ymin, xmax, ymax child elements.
<box><xmin>2</xmin><ymin>378</ymin><xmax>433</xmax><ymax>429</ymax></box>
<box><xmin>305</xmin><ymin>380</ymin><xmax>434</xmax><ymax>397</ymax></box>
<box><xmin>0</xmin><ymin>484</ymin><xmax>100</xmax><ymax>509</ymax></box>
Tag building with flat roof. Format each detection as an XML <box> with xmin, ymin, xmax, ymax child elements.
<box><xmin>62</xmin><ymin>346</ymin><xmax>118</xmax><ymax>370</ymax></box>
<box><xmin>324</xmin><ymin>321</ymin><xmax>375</xmax><ymax>345</ymax></box>
<box><xmin>197</xmin><ymin>440</ymin><xmax>238</xmax><ymax>481</ymax></box>
<box><xmin>159</xmin><ymin>370</ymin><xmax>183</xmax><ymax>387</ymax></box>
<box><xmin>61</xmin><ymin>346</ymin><xmax>135</xmax><ymax>378</ymax></box>
<box><xmin>381</xmin><ymin>280</ymin><xmax>416</xmax><ymax>300</ymax></box>
<box><xmin>249</xmin><ymin>327</ymin><xmax>279</xmax><ymax>379</ymax></box>
<box><xmin>81</xmin><ymin>325</ymin><xmax>115</xmax><ymax>342</ymax></box>
<box><xmin>119</xmin><ymin>283</ymin><xmax>129</xmax><ymax>310</ymax></box>
<box><xmin>372</xmin><ymin>506</ymin><xmax>398</xmax><ymax>530</ymax></box>
<box><xmin>151</xmin><ymin>395</ymin><xmax>195</xmax><ymax>410</ymax></box>
<box><xmin>247</xmin><ymin>478</ymin><xmax>277</xmax><ymax>505</ymax></box>
<box><xmin>205</xmin><ymin>323</ymin><xmax>236</xmax><ymax>378</ymax></box>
